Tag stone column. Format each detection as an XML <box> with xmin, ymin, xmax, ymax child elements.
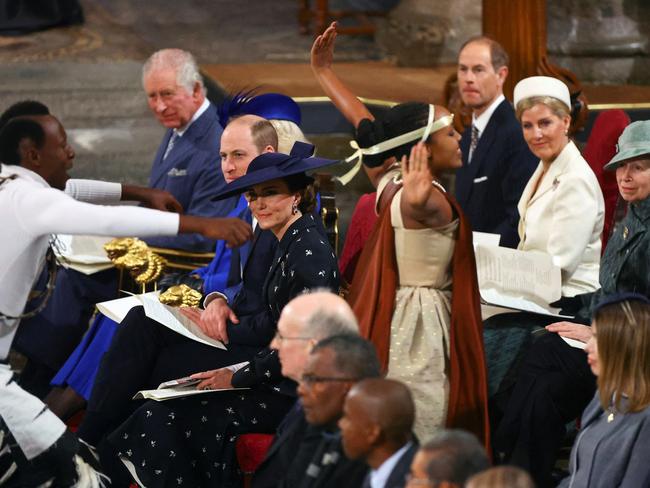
<box><xmin>547</xmin><ymin>0</ymin><xmax>649</xmax><ymax>83</ymax></box>
<box><xmin>375</xmin><ymin>0</ymin><xmax>481</xmax><ymax>66</ymax></box>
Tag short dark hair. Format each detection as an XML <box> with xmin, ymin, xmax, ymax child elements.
<box><xmin>0</xmin><ymin>100</ymin><xmax>50</xmax><ymax>132</ymax></box>
<box><xmin>422</xmin><ymin>429</ymin><xmax>490</xmax><ymax>485</ymax></box>
<box><xmin>250</xmin><ymin>118</ymin><xmax>278</xmax><ymax>153</ymax></box>
<box><xmin>311</xmin><ymin>334</ymin><xmax>381</xmax><ymax>380</ymax></box>
<box><xmin>0</xmin><ymin>118</ymin><xmax>46</xmax><ymax>165</ymax></box>
<box><xmin>459</xmin><ymin>36</ymin><xmax>509</xmax><ymax>71</ymax></box>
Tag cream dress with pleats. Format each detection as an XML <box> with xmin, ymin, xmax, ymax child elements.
<box><xmin>377</xmin><ymin>171</ymin><xmax>458</xmax><ymax>440</ymax></box>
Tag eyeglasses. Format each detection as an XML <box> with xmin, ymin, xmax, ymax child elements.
<box><xmin>273</xmin><ymin>330</ymin><xmax>312</xmax><ymax>343</ymax></box>
<box><xmin>300</xmin><ymin>374</ymin><xmax>358</xmax><ymax>386</ymax></box>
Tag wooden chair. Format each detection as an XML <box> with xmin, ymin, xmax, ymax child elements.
<box><xmin>298</xmin><ymin>0</ymin><xmax>386</xmax><ymax>35</ymax></box>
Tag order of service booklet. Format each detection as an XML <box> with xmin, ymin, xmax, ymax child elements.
<box><xmin>95</xmin><ymin>292</ymin><xmax>226</xmax><ymax>350</ymax></box>
<box><xmin>133</xmin><ymin>375</ymin><xmax>249</xmax><ymax>401</ymax></box>
<box><xmin>472</xmin><ymin>238</ymin><xmax>573</xmax><ymax>319</ymax></box>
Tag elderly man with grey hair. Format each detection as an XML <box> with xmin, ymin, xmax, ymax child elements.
<box><xmin>141</xmin><ymin>47</ymin><xmax>236</xmax><ymax>251</ymax></box>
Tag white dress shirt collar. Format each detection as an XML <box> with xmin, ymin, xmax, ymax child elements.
<box><xmin>175</xmin><ymin>98</ymin><xmax>210</xmax><ymax>137</ymax></box>
<box><xmin>472</xmin><ymin>94</ymin><xmax>505</xmax><ymax>137</ymax></box>
<box><xmin>370</xmin><ymin>441</ymin><xmax>413</xmax><ymax>488</ymax></box>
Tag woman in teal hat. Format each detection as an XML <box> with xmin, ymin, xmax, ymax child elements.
<box><xmin>494</xmin><ymin>120</ymin><xmax>650</xmax><ymax>487</ymax></box>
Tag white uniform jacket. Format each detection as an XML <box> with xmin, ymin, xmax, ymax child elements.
<box><xmin>0</xmin><ymin>164</ymin><xmax>178</xmax><ymax>460</ymax></box>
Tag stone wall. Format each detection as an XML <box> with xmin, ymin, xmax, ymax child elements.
<box><xmin>376</xmin><ymin>0</ymin><xmax>649</xmax><ymax>84</ymax></box>
<box><xmin>547</xmin><ymin>0</ymin><xmax>649</xmax><ymax>84</ymax></box>
<box><xmin>375</xmin><ymin>0</ymin><xmax>481</xmax><ymax>66</ymax></box>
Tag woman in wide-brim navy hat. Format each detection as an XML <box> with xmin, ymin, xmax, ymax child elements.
<box><xmin>213</xmin><ymin>141</ymin><xmax>337</xmax><ymax>241</ymax></box>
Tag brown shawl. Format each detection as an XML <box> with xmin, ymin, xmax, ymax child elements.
<box><xmin>347</xmin><ymin>190</ymin><xmax>491</xmax><ymax>451</ymax></box>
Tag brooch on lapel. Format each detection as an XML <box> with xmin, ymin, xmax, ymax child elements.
<box><xmin>623</xmin><ymin>226</ymin><xmax>629</xmax><ymax>240</ymax></box>
<box><xmin>552</xmin><ymin>177</ymin><xmax>560</xmax><ymax>190</ymax></box>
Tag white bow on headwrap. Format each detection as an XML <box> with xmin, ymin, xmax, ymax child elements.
<box><xmin>335</xmin><ymin>104</ymin><xmax>454</xmax><ymax>185</ymax></box>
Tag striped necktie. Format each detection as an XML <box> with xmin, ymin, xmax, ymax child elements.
<box><xmin>468</xmin><ymin>124</ymin><xmax>479</xmax><ymax>163</ymax></box>
<box><xmin>163</xmin><ymin>132</ymin><xmax>178</xmax><ymax>160</ymax></box>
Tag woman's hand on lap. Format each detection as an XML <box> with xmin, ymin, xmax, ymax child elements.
<box><xmin>546</xmin><ymin>321</ymin><xmax>592</xmax><ymax>343</ymax></box>
<box><xmin>190</xmin><ymin>368</ymin><xmax>234</xmax><ymax>390</ymax></box>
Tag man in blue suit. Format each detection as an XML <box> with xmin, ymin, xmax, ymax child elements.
<box><xmin>455</xmin><ymin>37</ymin><xmax>538</xmax><ymax>248</ymax></box>
<box><xmin>142</xmin><ymin>48</ymin><xmax>236</xmax><ymax>251</ymax></box>
<box><xmin>15</xmin><ymin>48</ymin><xmax>237</xmax><ymax>394</ymax></box>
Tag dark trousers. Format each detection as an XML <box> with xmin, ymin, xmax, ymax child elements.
<box><xmin>77</xmin><ymin>306</ymin><xmax>261</xmax><ymax>445</ymax></box>
<box><xmin>493</xmin><ymin>332</ymin><xmax>596</xmax><ymax>488</ymax></box>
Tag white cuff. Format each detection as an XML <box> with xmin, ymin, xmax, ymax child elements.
<box><xmin>203</xmin><ymin>291</ymin><xmax>228</xmax><ymax>308</ymax></box>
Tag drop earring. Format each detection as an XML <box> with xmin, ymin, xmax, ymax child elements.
<box><xmin>291</xmin><ymin>200</ymin><xmax>298</xmax><ymax>215</ymax></box>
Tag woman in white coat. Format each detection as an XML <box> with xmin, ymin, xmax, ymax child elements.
<box><xmin>484</xmin><ymin>77</ymin><xmax>605</xmax><ymax>416</ymax></box>
<box><xmin>514</xmin><ymin>76</ymin><xmax>604</xmax><ymax>296</ymax></box>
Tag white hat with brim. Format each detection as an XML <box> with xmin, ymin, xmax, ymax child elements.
<box><xmin>603</xmin><ymin>120</ymin><xmax>650</xmax><ymax>171</ymax></box>
<box><xmin>513</xmin><ymin>76</ymin><xmax>571</xmax><ymax>112</ymax></box>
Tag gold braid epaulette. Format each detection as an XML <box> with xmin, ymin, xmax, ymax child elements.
<box><xmin>103</xmin><ymin>237</ymin><xmax>167</xmax><ymax>285</ymax></box>
<box><xmin>158</xmin><ymin>284</ymin><xmax>203</xmax><ymax>308</ymax></box>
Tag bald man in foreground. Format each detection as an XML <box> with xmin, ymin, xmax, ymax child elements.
<box><xmin>339</xmin><ymin>379</ymin><xmax>418</xmax><ymax>488</ymax></box>
<box><xmin>253</xmin><ymin>290</ymin><xmax>360</xmax><ymax>488</ymax></box>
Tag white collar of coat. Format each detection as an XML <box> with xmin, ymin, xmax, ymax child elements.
<box><xmin>518</xmin><ymin>140</ymin><xmax>581</xmax><ymax>212</ymax></box>
<box><xmin>0</xmin><ymin>163</ymin><xmax>49</xmax><ymax>188</ymax></box>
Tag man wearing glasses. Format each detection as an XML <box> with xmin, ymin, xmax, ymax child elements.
<box><xmin>252</xmin><ymin>291</ymin><xmax>361</xmax><ymax>488</ymax></box>
<box><xmin>293</xmin><ymin>334</ymin><xmax>381</xmax><ymax>487</ymax></box>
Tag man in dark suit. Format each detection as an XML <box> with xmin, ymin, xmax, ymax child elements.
<box><xmin>292</xmin><ymin>335</ymin><xmax>381</xmax><ymax>488</ymax></box>
<box><xmin>252</xmin><ymin>292</ymin><xmax>360</xmax><ymax>488</ymax></box>
<box><xmin>455</xmin><ymin>37</ymin><xmax>538</xmax><ymax>248</ymax></box>
<box><xmin>338</xmin><ymin>378</ymin><xmax>418</xmax><ymax>488</ymax></box>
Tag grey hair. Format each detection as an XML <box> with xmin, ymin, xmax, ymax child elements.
<box><xmin>142</xmin><ymin>48</ymin><xmax>205</xmax><ymax>95</ymax></box>
<box><xmin>311</xmin><ymin>334</ymin><xmax>381</xmax><ymax>379</ymax></box>
<box><xmin>300</xmin><ymin>287</ymin><xmax>359</xmax><ymax>340</ymax></box>
<box><xmin>305</xmin><ymin>307</ymin><xmax>359</xmax><ymax>340</ymax></box>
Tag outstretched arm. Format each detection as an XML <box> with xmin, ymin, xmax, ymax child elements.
<box><xmin>311</xmin><ymin>22</ymin><xmax>386</xmax><ymax>188</ymax></box>
<box><xmin>311</xmin><ymin>21</ymin><xmax>373</xmax><ymax>127</ymax></box>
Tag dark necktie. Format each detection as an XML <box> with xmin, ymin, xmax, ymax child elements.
<box><xmin>469</xmin><ymin>124</ymin><xmax>479</xmax><ymax>163</ymax></box>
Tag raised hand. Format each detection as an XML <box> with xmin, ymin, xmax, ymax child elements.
<box><xmin>311</xmin><ymin>21</ymin><xmax>338</xmax><ymax>72</ymax></box>
<box><xmin>401</xmin><ymin>142</ymin><xmax>434</xmax><ymax>210</ymax></box>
